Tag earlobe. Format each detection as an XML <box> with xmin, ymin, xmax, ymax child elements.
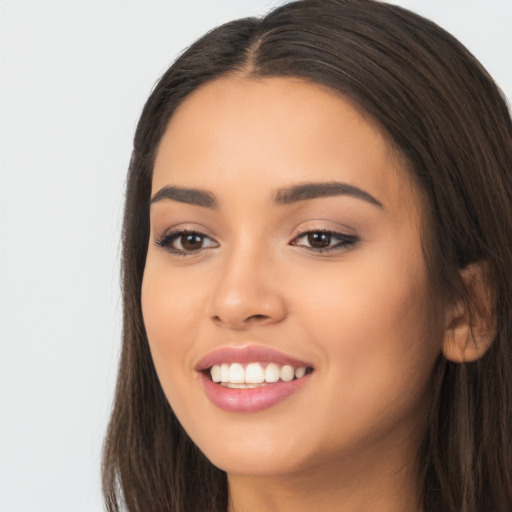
<box><xmin>442</xmin><ymin>262</ymin><xmax>496</xmax><ymax>363</ymax></box>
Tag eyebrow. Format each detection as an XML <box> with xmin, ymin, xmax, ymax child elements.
<box><xmin>273</xmin><ymin>182</ymin><xmax>384</xmax><ymax>208</ymax></box>
<box><xmin>150</xmin><ymin>181</ymin><xmax>383</xmax><ymax>210</ymax></box>
<box><xmin>150</xmin><ymin>186</ymin><xmax>218</xmax><ymax>209</ymax></box>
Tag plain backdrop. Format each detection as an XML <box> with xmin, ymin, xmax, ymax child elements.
<box><xmin>0</xmin><ymin>1</ymin><xmax>510</xmax><ymax>511</ymax></box>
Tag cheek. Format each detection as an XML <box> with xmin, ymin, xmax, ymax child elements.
<box><xmin>141</xmin><ymin>263</ymin><xmax>205</xmax><ymax>425</ymax></box>
<box><xmin>295</xmin><ymin>249</ymin><xmax>440</xmax><ymax>394</ymax></box>
<box><xmin>297</xmin><ymin>271</ymin><xmax>439</xmax><ymax>451</ymax></box>
<box><xmin>142</xmin><ymin>256</ymin><xmax>205</xmax><ymax>337</ymax></box>
<box><xmin>142</xmin><ymin>269</ymin><xmax>172</xmax><ymax>356</ymax></box>
<box><xmin>141</xmin><ymin>260</ymin><xmax>202</xmax><ymax>381</ymax></box>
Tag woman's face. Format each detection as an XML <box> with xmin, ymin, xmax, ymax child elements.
<box><xmin>142</xmin><ymin>76</ymin><xmax>443</xmax><ymax>478</ymax></box>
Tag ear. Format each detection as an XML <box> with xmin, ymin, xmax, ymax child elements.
<box><xmin>442</xmin><ymin>262</ymin><xmax>496</xmax><ymax>363</ymax></box>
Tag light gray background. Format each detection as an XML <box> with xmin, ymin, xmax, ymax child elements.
<box><xmin>0</xmin><ymin>1</ymin><xmax>510</xmax><ymax>511</ymax></box>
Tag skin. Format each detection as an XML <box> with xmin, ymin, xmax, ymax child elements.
<box><xmin>141</xmin><ymin>76</ymin><xmax>444</xmax><ymax>512</ymax></box>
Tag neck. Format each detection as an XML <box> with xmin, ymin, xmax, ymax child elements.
<box><xmin>227</xmin><ymin>443</ymin><xmax>424</xmax><ymax>512</ymax></box>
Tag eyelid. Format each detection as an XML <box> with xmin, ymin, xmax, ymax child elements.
<box><xmin>290</xmin><ymin>225</ymin><xmax>360</xmax><ymax>253</ymax></box>
<box><xmin>154</xmin><ymin>225</ymin><xmax>219</xmax><ymax>255</ymax></box>
<box><xmin>153</xmin><ymin>222</ymin><xmax>216</xmax><ymax>242</ymax></box>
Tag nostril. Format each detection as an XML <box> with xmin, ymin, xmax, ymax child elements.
<box><xmin>210</xmin><ymin>297</ymin><xmax>287</xmax><ymax>328</ymax></box>
<box><xmin>248</xmin><ymin>314</ymin><xmax>269</xmax><ymax>321</ymax></box>
<box><xmin>212</xmin><ymin>313</ymin><xmax>269</xmax><ymax>323</ymax></box>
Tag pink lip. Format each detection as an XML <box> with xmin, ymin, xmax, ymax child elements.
<box><xmin>199</xmin><ymin>372</ymin><xmax>312</xmax><ymax>412</ymax></box>
<box><xmin>195</xmin><ymin>345</ymin><xmax>312</xmax><ymax>371</ymax></box>
<box><xmin>196</xmin><ymin>345</ymin><xmax>314</xmax><ymax>413</ymax></box>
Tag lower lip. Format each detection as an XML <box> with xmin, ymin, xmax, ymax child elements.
<box><xmin>199</xmin><ymin>372</ymin><xmax>311</xmax><ymax>412</ymax></box>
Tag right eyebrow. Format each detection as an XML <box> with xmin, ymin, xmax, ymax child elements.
<box><xmin>150</xmin><ymin>186</ymin><xmax>218</xmax><ymax>209</ymax></box>
<box><xmin>272</xmin><ymin>181</ymin><xmax>384</xmax><ymax>209</ymax></box>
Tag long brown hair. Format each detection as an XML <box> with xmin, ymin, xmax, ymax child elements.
<box><xmin>102</xmin><ymin>1</ymin><xmax>512</xmax><ymax>510</ymax></box>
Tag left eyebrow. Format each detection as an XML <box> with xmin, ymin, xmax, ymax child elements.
<box><xmin>272</xmin><ymin>181</ymin><xmax>384</xmax><ymax>209</ymax></box>
<box><xmin>150</xmin><ymin>185</ymin><xmax>218</xmax><ymax>209</ymax></box>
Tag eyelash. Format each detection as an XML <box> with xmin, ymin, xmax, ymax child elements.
<box><xmin>155</xmin><ymin>228</ymin><xmax>359</xmax><ymax>256</ymax></box>
<box><xmin>290</xmin><ymin>228</ymin><xmax>359</xmax><ymax>253</ymax></box>
<box><xmin>155</xmin><ymin>228</ymin><xmax>219</xmax><ymax>256</ymax></box>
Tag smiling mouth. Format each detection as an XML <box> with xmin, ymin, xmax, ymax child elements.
<box><xmin>206</xmin><ymin>362</ymin><xmax>314</xmax><ymax>388</ymax></box>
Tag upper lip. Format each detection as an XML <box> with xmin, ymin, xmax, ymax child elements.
<box><xmin>195</xmin><ymin>345</ymin><xmax>313</xmax><ymax>371</ymax></box>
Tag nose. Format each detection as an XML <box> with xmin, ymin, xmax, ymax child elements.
<box><xmin>209</xmin><ymin>245</ymin><xmax>287</xmax><ymax>330</ymax></box>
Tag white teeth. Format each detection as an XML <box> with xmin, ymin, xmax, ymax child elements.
<box><xmin>211</xmin><ymin>365</ymin><xmax>221</xmax><ymax>383</ymax></box>
<box><xmin>209</xmin><ymin>362</ymin><xmax>310</xmax><ymax>385</ymax></box>
<box><xmin>295</xmin><ymin>366</ymin><xmax>306</xmax><ymax>379</ymax></box>
<box><xmin>264</xmin><ymin>363</ymin><xmax>280</xmax><ymax>383</ymax></box>
<box><xmin>245</xmin><ymin>362</ymin><xmax>265</xmax><ymax>384</ymax></box>
<box><xmin>229</xmin><ymin>363</ymin><xmax>245</xmax><ymax>383</ymax></box>
<box><xmin>220</xmin><ymin>363</ymin><xmax>230</xmax><ymax>382</ymax></box>
<box><xmin>280</xmin><ymin>365</ymin><xmax>295</xmax><ymax>382</ymax></box>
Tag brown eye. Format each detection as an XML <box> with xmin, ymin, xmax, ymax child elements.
<box><xmin>290</xmin><ymin>230</ymin><xmax>359</xmax><ymax>253</ymax></box>
<box><xmin>181</xmin><ymin>233</ymin><xmax>205</xmax><ymax>251</ymax></box>
<box><xmin>307</xmin><ymin>232</ymin><xmax>332</xmax><ymax>248</ymax></box>
<box><xmin>156</xmin><ymin>230</ymin><xmax>218</xmax><ymax>255</ymax></box>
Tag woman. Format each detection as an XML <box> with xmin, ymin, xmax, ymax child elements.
<box><xmin>102</xmin><ymin>1</ymin><xmax>512</xmax><ymax>510</ymax></box>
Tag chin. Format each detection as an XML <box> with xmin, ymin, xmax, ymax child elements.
<box><xmin>188</xmin><ymin>422</ymin><xmax>325</xmax><ymax>478</ymax></box>
<box><xmin>205</xmin><ymin>446</ymin><xmax>307</xmax><ymax>477</ymax></box>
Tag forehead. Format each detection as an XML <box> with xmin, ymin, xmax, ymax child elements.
<box><xmin>153</xmin><ymin>75</ymin><xmax>419</xmax><ymax>214</ymax></box>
